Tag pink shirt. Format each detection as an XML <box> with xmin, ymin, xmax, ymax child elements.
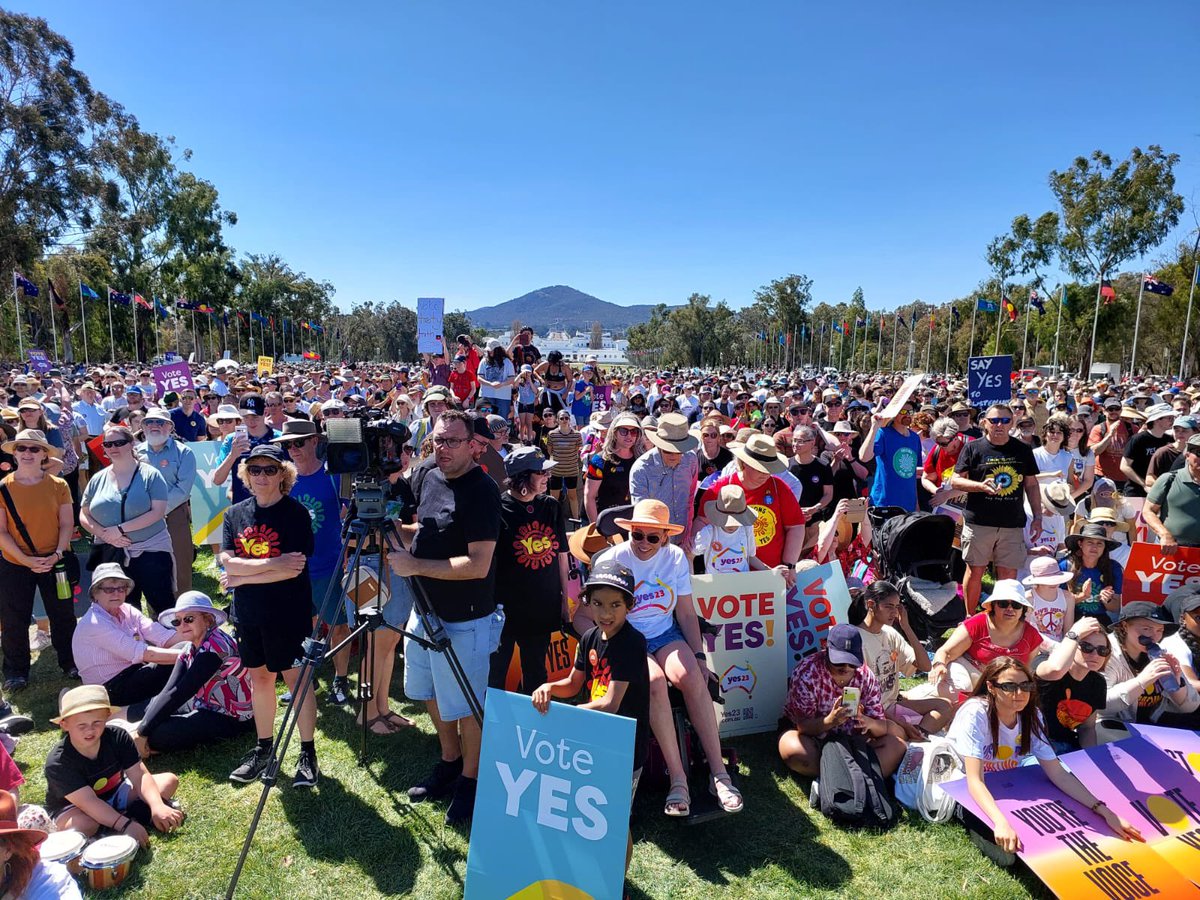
<box><xmin>72</xmin><ymin>602</ymin><xmax>175</xmax><ymax>686</ymax></box>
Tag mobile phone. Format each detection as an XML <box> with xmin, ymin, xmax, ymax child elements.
<box><xmin>843</xmin><ymin>498</ymin><xmax>867</xmax><ymax>524</ymax></box>
<box><xmin>841</xmin><ymin>686</ymin><xmax>861</xmax><ymax>717</ymax></box>
<box><xmin>234</xmin><ymin>424</ymin><xmax>248</xmax><ymax>441</ymax></box>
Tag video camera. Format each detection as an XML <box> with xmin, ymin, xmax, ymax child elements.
<box><xmin>323</xmin><ymin>409</ymin><xmax>412</xmax><ymax>521</ymax></box>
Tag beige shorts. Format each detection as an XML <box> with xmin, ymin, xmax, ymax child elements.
<box><xmin>961</xmin><ymin>522</ymin><xmax>1027</xmax><ymax>570</ymax></box>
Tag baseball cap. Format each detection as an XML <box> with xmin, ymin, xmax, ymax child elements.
<box><xmin>825</xmin><ymin>623</ymin><xmax>864</xmax><ymax>667</ymax></box>
<box><xmin>245</xmin><ymin>443</ymin><xmax>284</xmax><ymax>463</ymax></box>
<box><xmin>238</xmin><ymin>393</ymin><xmax>266</xmax><ymax>416</ymax></box>
<box><xmin>503</xmin><ymin>445</ymin><xmax>555</xmax><ymax>477</ymax></box>
<box><xmin>583</xmin><ymin>558</ymin><xmax>635</xmax><ymax>600</ymax></box>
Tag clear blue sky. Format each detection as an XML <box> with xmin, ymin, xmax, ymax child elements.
<box><xmin>20</xmin><ymin>1</ymin><xmax>1200</xmax><ymax>314</ymax></box>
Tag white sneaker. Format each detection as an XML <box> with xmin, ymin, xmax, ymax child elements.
<box><xmin>29</xmin><ymin>630</ymin><xmax>52</xmax><ymax>652</ymax></box>
<box><xmin>809</xmin><ymin>779</ymin><xmax>820</xmax><ymax>809</ymax></box>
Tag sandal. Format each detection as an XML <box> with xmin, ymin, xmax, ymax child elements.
<box><xmin>664</xmin><ymin>779</ymin><xmax>690</xmax><ymax>817</ymax></box>
<box><xmin>710</xmin><ymin>773</ymin><xmax>744</xmax><ymax>813</ymax></box>
<box><xmin>383</xmin><ymin>712</ymin><xmax>414</xmax><ymax>731</ymax></box>
<box><xmin>367</xmin><ymin>717</ymin><xmax>393</xmax><ymax>736</ymax></box>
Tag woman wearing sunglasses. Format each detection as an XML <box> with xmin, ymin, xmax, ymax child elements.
<box><xmin>930</xmin><ymin>580</ymin><xmax>1052</xmax><ymax>698</ymax></box>
<box><xmin>130</xmin><ymin>591</ymin><xmax>254</xmax><ymax>757</ymax></box>
<box><xmin>584</xmin><ymin>412</ymin><xmax>643</xmax><ymax>525</ymax></box>
<box><xmin>1033</xmin><ymin>614</ymin><xmax>1109</xmax><ymax>752</ymax></box>
<box><xmin>949</xmin><ymin>656</ymin><xmax>1143</xmax><ymax>866</ymax></box>
<box><xmin>80</xmin><ymin>425</ymin><xmax>175</xmax><ymax>616</ymax></box>
<box><xmin>0</xmin><ymin>428</ymin><xmax>78</xmax><ymax>692</ymax></box>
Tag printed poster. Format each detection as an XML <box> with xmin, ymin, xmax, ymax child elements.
<box><xmin>186</xmin><ymin>440</ymin><xmax>230</xmax><ymax>544</ymax></box>
<box><xmin>692</xmin><ymin>571</ymin><xmax>787</xmax><ymax>736</ymax></box>
<box><xmin>417</xmin><ymin>296</ymin><xmax>445</xmax><ymax>355</ymax></box>
<box><xmin>785</xmin><ymin>561</ymin><xmax>852</xmax><ymax>666</ymax></box>
<box><xmin>1122</xmin><ymin>541</ymin><xmax>1200</xmax><ymax>605</ymax></box>
<box><xmin>257</xmin><ymin>355</ymin><xmax>274</xmax><ymax>377</ymax></box>
<box><xmin>466</xmin><ymin>691</ymin><xmax>634</xmax><ymax>900</ymax></box>
<box><xmin>152</xmin><ymin>361</ymin><xmax>194</xmax><ymax>397</ymax></box>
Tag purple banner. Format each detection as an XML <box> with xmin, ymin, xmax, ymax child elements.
<box><xmin>153</xmin><ymin>361</ymin><xmax>194</xmax><ymax>397</ymax></box>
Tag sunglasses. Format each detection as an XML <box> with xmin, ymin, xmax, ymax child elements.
<box><xmin>13</xmin><ymin>445</ymin><xmax>44</xmax><ymax>454</ymax></box>
<box><xmin>96</xmin><ymin>585</ymin><xmax>128</xmax><ymax>595</ymax></box>
<box><xmin>1078</xmin><ymin>640</ymin><xmax>1111</xmax><ymax>657</ymax></box>
<box><xmin>990</xmin><ymin>599</ymin><xmax>1024</xmax><ymax>611</ymax></box>
<box><xmin>992</xmin><ymin>681</ymin><xmax>1035</xmax><ymax>695</ymax></box>
<box><xmin>826</xmin><ymin>399</ymin><xmax>843</xmax><ymax>406</ymax></box>
<box><xmin>247</xmin><ymin>465</ymin><xmax>280</xmax><ymax>476</ymax></box>
<box><xmin>616</xmin><ymin>427</ymin><xmax>639</xmax><ymax>437</ymax></box>
<box><xmin>790</xmin><ymin>407</ymin><xmax>811</xmax><ymax>415</ymax></box>
<box><xmin>629</xmin><ymin>531</ymin><xmax>663</xmax><ymax>544</ymax></box>
<box><xmin>102</xmin><ymin>438</ymin><xmax>132</xmax><ymax>449</ymax></box>
<box><xmin>986</xmin><ymin>417</ymin><xmax>1012</xmax><ymax>425</ymax></box>
<box><xmin>170</xmin><ymin>614</ymin><xmax>200</xmax><ymax>627</ymax></box>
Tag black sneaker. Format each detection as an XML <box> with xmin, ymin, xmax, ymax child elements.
<box><xmin>293</xmin><ymin>748</ymin><xmax>319</xmax><ymax>788</ymax></box>
<box><xmin>408</xmin><ymin>757</ymin><xmax>463</xmax><ymax>802</ymax></box>
<box><xmin>2</xmin><ymin>678</ymin><xmax>27</xmax><ymax>694</ymax></box>
<box><xmin>328</xmin><ymin>677</ymin><xmax>351</xmax><ymax>705</ymax></box>
<box><xmin>229</xmin><ymin>746</ymin><xmax>271</xmax><ymax>784</ymax></box>
<box><xmin>445</xmin><ymin>775</ymin><xmax>477</xmax><ymax>827</ymax></box>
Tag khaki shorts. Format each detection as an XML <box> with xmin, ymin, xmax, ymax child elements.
<box><xmin>961</xmin><ymin>522</ymin><xmax>1027</xmax><ymax>570</ymax></box>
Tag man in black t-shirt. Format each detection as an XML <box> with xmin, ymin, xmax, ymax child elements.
<box><xmin>952</xmin><ymin>403</ymin><xmax>1044</xmax><ymax>615</ymax></box>
<box><xmin>789</xmin><ymin>425</ymin><xmax>833</xmax><ymax>524</ymax></box>
<box><xmin>1120</xmin><ymin>404</ymin><xmax>1175</xmax><ymax>498</ymax></box>
<box><xmin>389</xmin><ymin>409</ymin><xmax>502</xmax><ymax>827</ymax></box>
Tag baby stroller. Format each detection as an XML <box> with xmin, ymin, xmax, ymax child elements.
<box><xmin>868</xmin><ymin>507</ymin><xmax>963</xmax><ymax>649</ymax></box>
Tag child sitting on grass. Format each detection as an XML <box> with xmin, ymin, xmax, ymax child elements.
<box><xmin>532</xmin><ymin>558</ymin><xmax>650</xmax><ymax>872</ymax></box>
<box><xmin>44</xmin><ymin>684</ymin><xmax>184</xmax><ymax>847</ymax></box>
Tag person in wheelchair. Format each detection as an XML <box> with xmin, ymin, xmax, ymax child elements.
<box><xmin>592</xmin><ymin>499</ymin><xmax>744</xmax><ymax>817</ymax></box>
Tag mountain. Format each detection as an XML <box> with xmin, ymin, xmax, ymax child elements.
<box><xmin>465</xmin><ymin>285</ymin><xmax>675</xmax><ymax>333</ymax></box>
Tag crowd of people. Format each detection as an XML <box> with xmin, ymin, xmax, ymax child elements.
<box><xmin>2</xmin><ymin>329</ymin><xmax>1200</xmax><ymax>893</ymax></box>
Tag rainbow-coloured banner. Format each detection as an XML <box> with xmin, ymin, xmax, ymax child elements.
<box><xmin>943</xmin><ymin>727</ymin><xmax>1200</xmax><ymax>897</ymax></box>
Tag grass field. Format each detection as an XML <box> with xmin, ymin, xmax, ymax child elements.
<box><xmin>7</xmin><ymin>551</ymin><xmax>1052</xmax><ymax>899</ymax></box>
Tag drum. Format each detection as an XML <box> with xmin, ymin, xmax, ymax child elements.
<box><xmin>82</xmin><ymin>834</ymin><xmax>139</xmax><ymax>890</ymax></box>
<box><xmin>39</xmin><ymin>829</ymin><xmax>86</xmax><ymax>876</ymax></box>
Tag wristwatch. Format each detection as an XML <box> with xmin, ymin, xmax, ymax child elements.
<box><xmin>1065</xmin><ymin>630</ymin><xmax>1080</xmax><ymax>642</ymax></box>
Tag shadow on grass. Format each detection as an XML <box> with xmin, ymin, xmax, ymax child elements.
<box><xmin>633</xmin><ymin>732</ymin><xmax>852</xmax><ymax>893</ymax></box>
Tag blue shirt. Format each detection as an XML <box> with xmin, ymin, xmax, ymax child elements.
<box><xmin>170</xmin><ymin>407</ymin><xmax>208</xmax><ymax>442</ymax></box>
<box><xmin>1059</xmin><ymin>558</ymin><xmax>1125</xmax><ymax>617</ymax></box>
<box><xmin>571</xmin><ymin>379</ymin><xmax>593</xmax><ymax>421</ymax></box>
<box><xmin>868</xmin><ymin>425</ymin><xmax>922</xmax><ymax>512</ymax></box>
<box><xmin>82</xmin><ymin>462</ymin><xmax>169</xmax><ymax>543</ymax></box>
<box><xmin>136</xmin><ymin>439</ymin><xmax>197</xmax><ymax>513</ymax></box>
<box><xmin>290</xmin><ymin>464</ymin><xmax>342</xmax><ymax>579</ymax></box>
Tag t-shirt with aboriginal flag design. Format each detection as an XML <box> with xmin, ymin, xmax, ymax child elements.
<box><xmin>44</xmin><ymin>724</ymin><xmax>139</xmax><ymax>816</ymax></box>
<box><xmin>574</xmin><ymin>622</ymin><xmax>650</xmax><ymax>767</ymax></box>
<box><xmin>222</xmin><ymin>494</ymin><xmax>313</xmax><ymax>625</ymax></box>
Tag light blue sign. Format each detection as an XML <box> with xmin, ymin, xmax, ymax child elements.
<box><xmin>967</xmin><ymin>354</ymin><xmax>1013</xmax><ymax>409</ymax></box>
<box><xmin>185</xmin><ymin>440</ymin><xmax>229</xmax><ymax>544</ymax></box>
<box><xmin>465</xmin><ymin>690</ymin><xmax>635</xmax><ymax>900</ymax></box>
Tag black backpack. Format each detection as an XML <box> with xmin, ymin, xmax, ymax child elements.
<box><xmin>815</xmin><ymin>733</ymin><xmax>898</xmax><ymax>830</ymax></box>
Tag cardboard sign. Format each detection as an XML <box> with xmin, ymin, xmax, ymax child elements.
<box><xmin>466</xmin><ymin>691</ymin><xmax>634</xmax><ymax>900</ymax></box>
<box><xmin>785</xmin><ymin>561</ymin><xmax>852</xmax><ymax>665</ymax></box>
<box><xmin>185</xmin><ymin>440</ymin><xmax>231</xmax><ymax>544</ymax></box>
<box><xmin>692</xmin><ymin>571</ymin><xmax>787</xmax><ymax>736</ymax></box>
<box><xmin>26</xmin><ymin>349</ymin><xmax>50</xmax><ymax>373</ymax></box>
<box><xmin>152</xmin><ymin>361</ymin><xmax>193</xmax><ymax>397</ymax></box>
<box><xmin>877</xmin><ymin>373</ymin><xmax>924</xmax><ymax>422</ymax></box>
<box><xmin>505</xmin><ymin>630</ymin><xmax>579</xmax><ymax>693</ymax></box>
<box><xmin>256</xmin><ymin>355</ymin><xmax>273</xmax><ymax>377</ymax></box>
<box><xmin>942</xmin><ymin>744</ymin><xmax>1199</xmax><ymax>899</ymax></box>
<box><xmin>1121</xmin><ymin>541</ymin><xmax>1200</xmax><ymax>605</ymax></box>
<box><xmin>967</xmin><ymin>355</ymin><xmax>1013</xmax><ymax>410</ymax></box>
<box><xmin>164</xmin><ymin>352</ymin><xmax>182</xmax><ymax>363</ymax></box>
<box><xmin>417</xmin><ymin>296</ymin><xmax>445</xmax><ymax>355</ymax></box>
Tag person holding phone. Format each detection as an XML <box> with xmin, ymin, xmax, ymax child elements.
<box><xmin>211</xmin><ymin>394</ymin><xmax>279</xmax><ymax>507</ymax></box>
<box><xmin>779</xmin><ymin>623</ymin><xmax>906</xmax><ymax>780</ymax></box>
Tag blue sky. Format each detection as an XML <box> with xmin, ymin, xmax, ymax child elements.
<box><xmin>21</xmin><ymin>2</ymin><xmax>1200</xmax><ymax>314</ymax></box>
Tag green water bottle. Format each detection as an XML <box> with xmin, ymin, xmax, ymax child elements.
<box><xmin>53</xmin><ymin>560</ymin><xmax>70</xmax><ymax>600</ymax></box>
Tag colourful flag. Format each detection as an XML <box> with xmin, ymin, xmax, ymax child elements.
<box><xmin>176</xmin><ymin>297</ymin><xmax>199</xmax><ymax>310</ymax></box>
<box><xmin>48</xmin><ymin>280</ymin><xmax>66</xmax><ymax>309</ymax></box>
<box><xmin>1100</xmin><ymin>279</ymin><xmax>1116</xmax><ymax>303</ymax></box>
<box><xmin>976</xmin><ymin>298</ymin><xmax>999</xmax><ymax>313</ymax></box>
<box><xmin>153</xmin><ymin>298</ymin><xmax>171</xmax><ymax>319</ymax></box>
<box><xmin>108</xmin><ymin>289</ymin><xmax>132</xmax><ymax>306</ymax></box>
<box><xmin>1002</xmin><ymin>296</ymin><xmax>1017</xmax><ymax>322</ymax></box>
<box><xmin>1029</xmin><ymin>289</ymin><xmax>1045</xmax><ymax>315</ymax></box>
<box><xmin>308</xmin><ymin>321</ymin><xmax>323</xmax><ymax>334</ymax></box>
<box><xmin>302</xmin><ymin>351</ymin><xmax>321</xmax><ymax>361</ymax></box>
<box><xmin>1143</xmin><ymin>275</ymin><xmax>1174</xmax><ymax>296</ymax></box>
<box><xmin>951</xmin><ymin>305</ymin><xmax>961</xmax><ymax>325</ymax></box>
<box><xmin>929</xmin><ymin>312</ymin><xmax>935</xmax><ymax>328</ymax></box>
<box><xmin>80</xmin><ymin>282</ymin><xmax>99</xmax><ymax>300</ymax></box>
<box><xmin>833</xmin><ymin>322</ymin><xmax>843</xmax><ymax>334</ymax></box>
<box><xmin>197</xmin><ymin>304</ymin><xmax>215</xmax><ymax>314</ymax></box>
<box><xmin>1059</xmin><ymin>285</ymin><xmax>1068</xmax><ymax>308</ymax></box>
<box><xmin>133</xmin><ymin>293</ymin><xmax>151</xmax><ymax>310</ymax></box>
<box><xmin>12</xmin><ymin>272</ymin><xmax>38</xmax><ymax>296</ymax></box>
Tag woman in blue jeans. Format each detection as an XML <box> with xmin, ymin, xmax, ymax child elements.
<box><xmin>80</xmin><ymin>425</ymin><xmax>176</xmax><ymax>616</ymax></box>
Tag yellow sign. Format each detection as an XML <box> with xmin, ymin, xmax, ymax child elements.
<box><xmin>257</xmin><ymin>355</ymin><xmax>273</xmax><ymax>377</ymax></box>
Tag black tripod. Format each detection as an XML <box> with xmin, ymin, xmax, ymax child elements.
<box><xmin>224</xmin><ymin>509</ymin><xmax>484</xmax><ymax>899</ymax></box>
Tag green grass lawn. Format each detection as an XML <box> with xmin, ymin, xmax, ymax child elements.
<box><xmin>7</xmin><ymin>551</ymin><xmax>1051</xmax><ymax>899</ymax></box>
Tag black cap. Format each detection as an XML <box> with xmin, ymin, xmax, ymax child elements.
<box><xmin>245</xmin><ymin>443</ymin><xmax>284</xmax><ymax>463</ymax></box>
<box><xmin>1119</xmin><ymin>601</ymin><xmax>1179</xmax><ymax>634</ymax></box>
<box><xmin>584</xmin><ymin>558</ymin><xmax>635</xmax><ymax>599</ymax></box>
<box><xmin>238</xmin><ymin>393</ymin><xmax>266</xmax><ymax>416</ymax></box>
<box><xmin>825</xmin><ymin>623</ymin><xmax>865</xmax><ymax>666</ymax></box>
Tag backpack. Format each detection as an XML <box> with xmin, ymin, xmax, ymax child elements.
<box><xmin>814</xmin><ymin>733</ymin><xmax>898</xmax><ymax>829</ymax></box>
<box><xmin>892</xmin><ymin>738</ymin><xmax>962</xmax><ymax>823</ymax></box>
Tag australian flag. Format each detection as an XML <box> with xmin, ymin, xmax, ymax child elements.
<box><xmin>951</xmin><ymin>305</ymin><xmax>961</xmax><ymax>325</ymax></box>
<box><xmin>13</xmin><ymin>272</ymin><xmax>38</xmax><ymax>296</ymax></box>
<box><xmin>1029</xmin><ymin>289</ymin><xmax>1046</xmax><ymax>316</ymax></box>
<box><xmin>108</xmin><ymin>289</ymin><xmax>132</xmax><ymax>306</ymax></box>
<box><xmin>1144</xmin><ymin>276</ymin><xmax>1174</xmax><ymax>297</ymax></box>
<box><xmin>176</xmin><ymin>298</ymin><xmax>200</xmax><ymax>311</ymax></box>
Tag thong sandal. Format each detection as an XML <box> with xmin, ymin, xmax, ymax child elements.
<box><xmin>710</xmin><ymin>773</ymin><xmax>744</xmax><ymax>814</ymax></box>
<box><xmin>664</xmin><ymin>779</ymin><xmax>691</xmax><ymax>817</ymax></box>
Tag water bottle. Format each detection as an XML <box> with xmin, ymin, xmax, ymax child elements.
<box><xmin>1139</xmin><ymin>636</ymin><xmax>1181</xmax><ymax>693</ymax></box>
<box><xmin>53</xmin><ymin>560</ymin><xmax>70</xmax><ymax>600</ymax></box>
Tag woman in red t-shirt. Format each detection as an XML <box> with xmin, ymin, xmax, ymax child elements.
<box><xmin>929</xmin><ymin>579</ymin><xmax>1051</xmax><ymax>697</ymax></box>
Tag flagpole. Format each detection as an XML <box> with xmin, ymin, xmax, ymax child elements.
<box><xmin>105</xmin><ymin>286</ymin><xmax>115</xmax><ymax>362</ymax></box>
<box><xmin>994</xmin><ymin>285</ymin><xmax>1004</xmax><ymax>355</ymax></box>
<box><xmin>190</xmin><ymin>310</ymin><xmax>197</xmax><ymax>360</ymax></box>
<box><xmin>891</xmin><ymin>313</ymin><xmax>899</xmax><ymax>370</ymax></box>
<box><xmin>850</xmin><ymin>320</ymin><xmax>858</xmax><ymax>372</ymax></box>
<box><xmin>154</xmin><ymin>305</ymin><xmax>161</xmax><ymax>360</ymax></box>
<box><xmin>1053</xmin><ymin>285</ymin><xmax>1065</xmax><ymax>375</ymax></box>
<box><xmin>969</xmin><ymin>301</ymin><xmax>978</xmax><ymax>359</ymax></box>
<box><xmin>924</xmin><ymin>310</ymin><xmax>933</xmax><ymax>372</ymax></box>
<box><xmin>945</xmin><ymin>306</ymin><xmax>953</xmax><ymax>373</ymax></box>
<box><xmin>1130</xmin><ymin>274</ymin><xmax>1147</xmax><ymax>377</ymax></box>
<box><xmin>1181</xmin><ymin>237</ymin><xmax>1200</xmax><ymax>379</ymax></box>
<box><xmin>1021</xmin><ymin>296</ymin><xmax>1032</xmax><ymax>371</ymax></box>
<box><xmin>12</xmin><ymin>277</ymin><xmax>24</xmax><ymax>360</ymax></box>
<box><xmin>48</xmin><ymin>287</ymin><xmax>58</xmax><ymax>361</ymax></box>
<box><xmin>1087</xmin><ymin>275</ymin><xmax>1104</xmax><ymax>380</ymax></box>
<box><xmin>78</xmin><ymin>283</ymin><xmax>89</xmax><ymax>367</ymax></box>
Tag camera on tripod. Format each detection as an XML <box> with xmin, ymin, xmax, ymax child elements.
<box><xmin>323</xmin><ymin>409</ymin><xmax>412</xmax><ymax>521</ymax></box>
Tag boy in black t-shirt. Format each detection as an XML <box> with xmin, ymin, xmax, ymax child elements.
<box><xmin>532</xmin><ymin>558</ymin><xmax>649</xmax><ymax>872</ymax></box>
<box><xmin>44</xmin><ymin>684</ymin><xmax>183</xmax><ymax>846</ymax></box>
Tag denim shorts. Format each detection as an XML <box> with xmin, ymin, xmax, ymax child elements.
<box><xmin>403</xmin><ymin>606</ymin><xmax>505</xmax><ymax>722</ymax></box>
<box><xmin>645</xmin><ymin>620</ymin><xmax>687</xmax><ymax>655</ymax></box>
<box><xmin>341</xmin><ymin>554</ymin><xmax>415</xmax><ymax>629</ymax></box>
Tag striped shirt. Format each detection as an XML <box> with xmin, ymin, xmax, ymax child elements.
<box><xmin>547</xmin><ymin>429</ymin><xmax>583</xmax><ymax>477</ymax></box>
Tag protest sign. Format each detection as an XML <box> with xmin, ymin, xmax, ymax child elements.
<box><xmin>152</xmin><ymin>361</ymin><xmax>193</xmax><ymax>397</ymax></box>
<box><xmin>942</xmin><ymin>751</ymin><xmax>1198</xmax><ymax>898</ymax></box>
<box><xmin>466</xmin><ymin>690</ymin><xmax>634</xmax><ymax>900</ymax></box>
<box><xmin>504</xmin><ymin>630</ymin><xmax>578</xmax><ymax>693</ymax></box>
<box><xmin>26</xmin><ymin>349</ymin><xmax>50</xmax><ymax>373</ymax></box>
<box><xmin>692</xmin><ymin>571</ymin><xmax>787</xmax><ymax>736</ymax></box>
<box><xmin>785</xmin><ymin>561</ymin><xmax>852</xmax><ymax>665</ymax></box>
<box><xmin>877</xmin><ymin>373</ymin><xmax>924</xmax><ymax>421</ymax></box>
<box><xmin>256</xmin><ymin>355</ymin><xmax>273</xmax><ymax>377</ymax></box>
<box><xmin>967</xmin><ymin>355</ymin><xmax>1012</xmax><ymax>409</ymax></box>
<box><xmin>417</xmin><ymin>296</ymin><xmax>445</xmax><ymax>354</ymax></box>
<box><xmin>164</xmin><ymin>351</ymin><xmax>182</xmax><ymax>363</ymax></box>
<box><xmin>186</xmin><ymin>441</ymin><xmax>230</xmax><ymax>544</ymax></box>
<box><xmin>1122</xmin><ymin>541</ymin><xmax>1200</xmax><ymax>605</ymax></box>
